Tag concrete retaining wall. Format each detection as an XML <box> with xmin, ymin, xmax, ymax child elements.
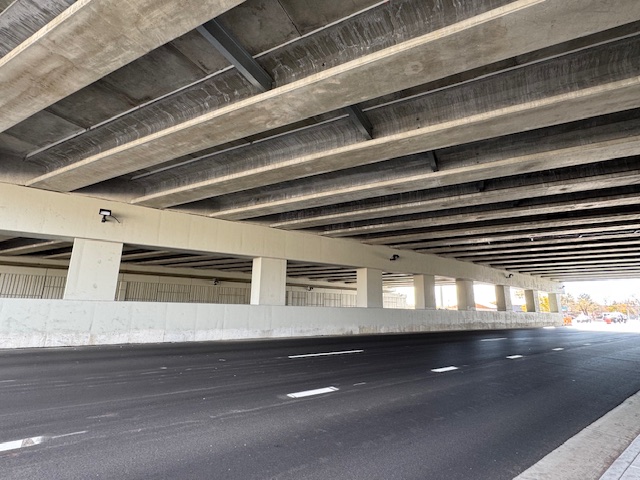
<box><xmin>0</xmin><ymin>299</ymin><xmax>562</xmax><ymax>349</ymax></box>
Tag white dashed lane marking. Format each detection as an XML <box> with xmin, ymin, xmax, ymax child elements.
<box><xmin>506</xmin><ymin>355</ymin><xmax>524</xmax><ymax>359</ymax></box>
<box><xmin>288</xmin><ymin>350</ymin><xmax>363</xmax><ymax>359</ymax></box>
<box><xmin>0</xmin><ymin>436</ymin><xmax>44</xmax><ymax>453</ymax></box>
<box><xmin>431</xmin><ymin>366</ymin><xmax>459</xmax><ymax>373</ymax></box>
<box><xmin>481</xmin><ymin>337</ymin><xmax>507</xmax><ymax>342</ymax></box>
<box><xmin>552</xmin><ymin>348</ymin><xmax>565</xmax><ymax>351</ymax></box>
<box><xmin>51</xmin><ymin>431</ymin><xmax>88</xmax><ymax>439</ymax></box>
<box><xmin>287</xmin><ymin>387</ymin><xmax>339</xmax><ymax>399</ymax></box>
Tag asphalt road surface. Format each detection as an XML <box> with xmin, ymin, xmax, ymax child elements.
<box><xmin>2</xmin><ymin>327</ymin><xmax>640</xmax><ymax>479</ymax></box>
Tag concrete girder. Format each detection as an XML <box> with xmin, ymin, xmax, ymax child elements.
<box><xmin>120</xmin><ymin>250</ymin><xmax>174</xmax><ymax>260</ymax></box>
<box><xmin>463</xmin><ymin>243</ymin><xmax>640</xmax><ymax>258</ymax></box>
<box><xmin>205</xmin><ymin>107</ymin><xmax>640</xmax><ymax>221</ymax></box>
<box><xmin>545</xmin><ymin>272</ymin><xmax>640</xmax><ymax>280</ymax></box>
<box><xmin>462</xmin><ymin>247</ymin><xmax>640</xmax><ymax>264</ymax></box>
<box><xmin>24</xmin><ymin>0</ymin><xmax>640</xmax><ymax>194</ymax></box>
<box><xmin>269</xmin><ymin>168</ymin><xmax>640</xmax><ymax>229</ymax></box>
<box><xmin>0</xmin><ymin>0</ymin><xmax>245</xmax><ymax>133</ymax></box>
<box><xmin>0</xmin><ymin>240</ymin><xmax>68</xmax><ymax>255</ymax></box>
<box><xmin>137</xmin><ymin>72</ymin><xmax>640</xmax><ymax>211</ymax></box>
<box><xmin>370</xmin><ymin>214</ymin><xmax>640</xmax><ymax>246</ymax></box>
<box><xmin>487</xmin><ymin>251</ymin><xmax>640</xmax><ymax>267</ymax></box>
<box><xmin>536</xmin><ymin>268</ymin><xmax>640</xmax><ymax>277</ymax></box>
<box><xmin>412</xmin><ymin>230</ymin><xmax>640</xmax><ymax>251</ymax></box>
<box><xmin>427</xmin><ymin>238</ymin><xmax>640</xmax><ymax>256</ymax></box>
<box><xmin>286</xmin><ymin>171</ymin><xmax>640</xmax><ymax>232</ymax></box>
<box><xmin>0</xmin><ymin>253</ymin><xmax>353</xmax><ymax>289</ymax></box>
<box><xmin>148</xmin><ymin>260</ymin><xmax>252</xmax><ymax>269</ymax></box>
<box><xmin>513</xmin><ymin>260</ymin><xmax>640</xmax><ymax>272</ymax></box>
<box><xmin>324</xmin><ymin>192</ymin><xmax>640</xmax><ymax>238</ymax></box>
<box><xmin>129</xmin><ymin>255</ymin><xmax>242</xmax><ymax>266</ymax></box>
<box><xmin>129</xmin><ymin>32</ymin><xmax>640</xmax><ymax>211</ymax></box>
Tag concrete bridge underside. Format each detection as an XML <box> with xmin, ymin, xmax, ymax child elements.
<box><xmin>1</xmin><ymin>0</ymin><xmax>639</xmax><ymax>346</ymax></box>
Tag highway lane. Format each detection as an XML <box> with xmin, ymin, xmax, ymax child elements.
<box><xmin>1</xmin><ymin>327</ymin><xmax>640</xmax><ymax>479</ymax></box>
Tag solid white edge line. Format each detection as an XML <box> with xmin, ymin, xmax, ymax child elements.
<box><xmin>288</xmin><ymin>350</ymin><xmax>364</xmax><ymax>359</ymax></box>
<box><xmin>287</xmin><ymin>386</ymin><xmax>339</xmax><ymax>398</ymax></box>
<box><xmin>506</xmin><ymin>355</ymin><xmax>524</xmax><ymax>359</ymax></box>
<box><xmin>431</xmin><ymin>366</ymin><xmax>458</xmax><ymax>373</ymax></box>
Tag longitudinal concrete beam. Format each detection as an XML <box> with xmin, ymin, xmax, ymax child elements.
<box><xmin>137</xmin><ymin>72</ymin><xmax>640</xmax><ymax>211</ymax></box>
<box><xmin>443</xmin><ymin>239</ymin><xmax>640</xmax><ymax>257</ymax></box>
<box><xmin>138</xmin><ymin>82</ymin><xmax>640</xmax><ymax>211</ymax></box>
<box><xmin>267</xmin><ymin>161</ymin><xmax>640</xmax><ymax>229</ymax></box>
<box><xmin>515</xmin><ymin>260</ymin><xmax>640</xmax><ymax>271</ymax></box>
<box><xmin>375</xmin><ymin>214</ymin><xmax>640</xmax><ymax>246</ymax></box>
<box><xmin>0</xmin><ymin>0</ymin><xmax>245</xmax><ymax>133</ymax></box>
<box><xmin>0</xmin><ymin>182</ymin><xmax>559</xmax><ymax>292</ymax></box>
<box><xmin>412</xmin><ymin>230</ymin><xmax>640</xmax><ymax>251</ymax></box>
<box><xmin>487</xmin><ymin>250</ymin><xmax>640</xmax><ymax>265</ymax></box>
<box><xmin>26</xmin><ymin>0</ymin><xmax>640</xmax><ymax>193</ymax></box>
<box><xmin>322</xmin><ymin>193</ymin><xmax>640</xmax><ymax>237</ymax></box>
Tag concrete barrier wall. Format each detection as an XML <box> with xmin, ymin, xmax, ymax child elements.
<box><xmin>0</xmin><ymin>299</ymin><xmax>563</xmax><ymax>348</ymax></box>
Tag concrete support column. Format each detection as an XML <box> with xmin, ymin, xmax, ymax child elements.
<box><xmin>495</xmin><ymin>285</ymin><xmax>513</xmax><ymax>312</ymax></box>
<box><xmin>456</xmin><ymin>279</ymin><xmax>476</xmax><ymax>311</ymax></box>
<box><xmin>63</xmin><ymin>238</ymin><xmax>123</xmax><ymax>300</ymax></box>
<box><xmin>525</xmin><ymin>289</ymin><xmax>540</xmax><ymax>313</ymax></box>
<box><xmin>548</xmin><ymin>292</ymin><xmax>561</xmax><ymax>313</ymax></box>
<box><xmin>250</xmin><ymin>257</ymin><xmax>287</xmax><ymax>306</ymax></box>
<box><xmin>357</xmin><ymin>268</ymin><xmax>383</xmax><ymax>308</ymax></box>
<box><xmin>414</xmin><ymin>274</ymin><xmax>436</xmax><ymax>310</ymax></box>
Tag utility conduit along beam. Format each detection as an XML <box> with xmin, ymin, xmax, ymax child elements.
<box><xmin>26</xmin><ymin>0</ymin><xmax>640</xmax><ymax>193</ymax></box>
<box><xmin>0</xmin><ymin>0</ymin><xmax>245</xmax><ymax>134</ymax></box>
<box><xmin>0</xmin><ymin>182</ymin><xmax>559</xmax><ymax>293</ymax></box>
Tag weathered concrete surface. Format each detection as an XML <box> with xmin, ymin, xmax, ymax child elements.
<box><xmin>323</xmin><ymin>192</ymin><xmax>640</xmax><ymax>237</ymax></box>
<box><xmin>0</xmin><ymin>0</ymin><xmax>75</xmax><ymax>58</ymax></box>
<box><xmin>0</xmin><ymin>298</ymin><xmax>562</xmax><ymax>349</ymax></box>
<box><xmin>219</xmin><ymin>137</ymin><xmax>640</xmax><ymax>222</ymax></box>
<box><xmin>270</xmin><ymin>169</ymin><xmax>640</xmax><ymax>229</ymax></box>
<box><xmin>131</xmin><ymin>33</ymin><xmax>640</xmax><ymax>209</ymax></box>
<box><xmin>371</xmin><ymin>215</ymin><xmax>640</xmax><ymax>247</ymax></box>
<box><xmin>0</xmin><ymin>0</ymin><xmax>244</xmax><ymax>132</ymax></box>
<box><xmin>25</xmin><ymin>0</ymin><xmax>640</xmax><ymax>193</ymax></box>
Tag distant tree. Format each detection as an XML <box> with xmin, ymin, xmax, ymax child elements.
<box><xmin>562</xmin><ymin>293</ymin><xmax>580</xmax><ymax>314</ymax></box>
<box><xmin>576</xmin><ymin>293</ymin><xmax>597</xmax><ymax>316</ymax></box>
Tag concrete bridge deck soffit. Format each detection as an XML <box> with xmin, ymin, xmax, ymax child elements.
<box><xmin>1</xmin><ymin>0</ymin><xmax>640</xmax><ymax>283</ymax></box>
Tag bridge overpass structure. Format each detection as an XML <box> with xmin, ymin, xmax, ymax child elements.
<box><xmin>1</xmin><ymin>0</ymin><xmax>639</xmax><ymax>347</ymax></box>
